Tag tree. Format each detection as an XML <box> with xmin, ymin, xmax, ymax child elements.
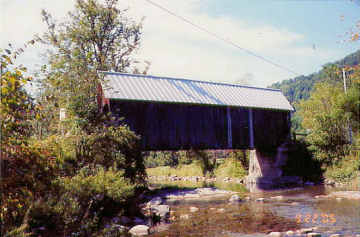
<box><xmin>1</xmin><ymin>45</ymin><xmax>59</xmax><ymax>235</ymax></box>
<box><xmin>39</xmin><ymin>0</ymin><xmax>143</xmax><ymax>133</ymax></box>
<box><xmin>298</xmin><ymin>80</ymin><xmax>352</xmax><ymax>164</ymax></box>
<box><xmin>37</xmin><ymin>0</ymin><xmax>147</xmax><ymax>180</ymax></box>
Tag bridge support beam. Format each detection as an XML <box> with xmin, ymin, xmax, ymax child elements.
<box><xmin>245</xmin><ymin>144</ymin><xmax>302</xmax><ymax>192</ymax></box>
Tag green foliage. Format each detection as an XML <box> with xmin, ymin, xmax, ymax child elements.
<box><xmin>188</xmin><ymin>150</ymin><xmax>217</xmax><ymax>176</ymax></box>
<box><xmin>47</xmin><ymin>167</ymin><xmax>142</xmax><ymax>236</ymax></box>
<box><xmin>270</xmin><ymin>50</ymin><xmax>360</xmax><ymax>105</ymax></box>
<box><xmin>298</xmin><ymin>82</ymin><xmax>350</xmax><ymax>164</ymax></box>
<box><xmin>3</xmin><ymin>224</ymin><xmax>30</xmax><ymax>237</ymax></box>
<box><xmin>340</xmin><ymin>81</ymin><xmax>360</xmax><ymax>132</ymax></box>
<box><xmin>37</xmin><ymin>0</ymin><xmax>144</xmax><ymax>138</ymax></box>
<box><xmin>147</xmin><ymin>163</ymin><xmax>205</xmax><ymax>177</ymax></box>
<box><xmin>2</xmin><ymin>1</ymin><xmax>147</xmax><ymax>235</ymax></box>
<box><xmin>60</xmin><ymin>167</ymin><xmax>138</xmax><ymax>204</ymax></box>
<box><xmin>177</xmin><ymin>150</ymin><xmax>193</xmax><ymax>165</ymax></box>
<box><xmin>214</xmin><ymin>157</ymin><xmax>247</xmax><ymax>179</ymax></box>
<box><xmin>147</xmin><ymin>150</ymin><xmax>249</xmax><ymax>179</ymax></box>
<box><xmin>0</xmin><ymin>46</ymin><xmax>58</xmax><ymax>235</ymax></box>
<box><xmin>0</xmin><ymin>48</ymin><xmax>34</xmax><ymax>145</ymax></box>
<box><xmin>144</xmin><ymin>151</ymin><xmax>178</xmax><ymax>168</ymax></box>
<box><xmin>73</xmin><ymin>125</ymin><xmax>146</xmax><ymax>183</ymax></box>
<box><xmin>270</xmin><ymin>50</ymin><xmax>360</xmax><ymax>133</ymax></box>
<box><xmin>324</xmin><ymin>155</ymin><xmax>360</xmax><ymax>183</ymax></box>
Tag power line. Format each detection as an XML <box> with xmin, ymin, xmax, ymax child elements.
<box><xmin>144</xmin><ymin>0</ymin><xmax>301</xmax><ymax>76</ymax></box>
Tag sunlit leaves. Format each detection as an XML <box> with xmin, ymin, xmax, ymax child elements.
<box><xmin>297</xmin><ymin>64</ymin><xmax>360</xmax><ymax>164</ymax></box>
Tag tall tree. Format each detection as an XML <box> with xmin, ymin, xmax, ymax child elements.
<box><xmin>39</xmin><ymin>0</ymin><xmax>143</xmax><ymax>132</ymax></box>
<box><xmin>298</xmin><ymin>82</ymin><xmax>349</xmax><ymax>164</ymax></box>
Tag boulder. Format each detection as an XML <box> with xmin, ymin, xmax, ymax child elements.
<box><xmin>189</xmin><ymin>206</ymin><xmax>199</xmax><ymax>212</ymax></box>
<box><xmin>180</xmin><ymin>214</ymin><xmax>190</xmax><ymax>220</ymax></box>
<box><xmin>128</xmin><ymin>225</ymin><xmax>149</xmax><ymax>236</ymax></box>
<box><xmin>307</xmin><ymin>233</ymin><xmax>321</xmax><ymax>237</ymax></box>
<box><xmin>270</xmin><ymin>195</ymin><xmax>284</xmax><ymax>201</ymax></box>
<box><xmin>217</xmin><ymin>208</ymin><xmax>225</xmax><ymax>213</ymax></box>
<box><xmin>267</xmin><ymin>232</ymin><xmax>282</xmax><ymax>237</ymax></box>
<box><xmin>151</xmin><ymin>205</ymin><xmax>170</xmax><ymax>221</ymax></box>
<box><xmin>300</xmin><ymin>228</ymin><xmax>316</xmax><ymax>234</ymax></box>
<box><xmin>147</xmin><ymin>197</ymin><xmax>163</xmax><ymax>206</ymax></box>
<box><xmin>229</xmin><ymin>194</ymin><xmax>242</xmax><ymax>202</ymax></box>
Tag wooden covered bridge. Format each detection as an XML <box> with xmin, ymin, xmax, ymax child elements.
<box><xmin>98</xmin><ymin>72</ymin><xmax>294</xmax><ymax>151</ymax></box>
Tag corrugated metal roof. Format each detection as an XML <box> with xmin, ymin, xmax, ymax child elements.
<box><xmin>99</xmin><ymin>72</ymin><xmax>294</xmax><ymax>111</ymax></box>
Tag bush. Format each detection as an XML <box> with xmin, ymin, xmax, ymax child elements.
<box><xmin>74</xmin><ymin>125</ymin><xmax>146</xmax><ymax>183</ymax></box>
<box><xmin>1</xmin><ymin>144</ymin><xmax>59</xmax><ymax>234</ymax></box>
<box><xmin>147</xmin><ymin>162</ymin><xmax>205</xmax><ymax>177</ymax></box>
<box><xmin>214</xmin><ymin>157</ymin><xmax>247</xmax><ymax>179</ymax></box>
<box><xmin>144</xmin><ymin>151</ymin><xmax>177</xmax><ymax>168</ymax></box>
<box><xmin>49</xmin><ymin>166</ymin><xmax>143</xmax><ymax>236</ymax></box>
<box><xmin>324</xmin><ymin>155</ymin><xmax>360</xmax><ymax>183</ymax></box>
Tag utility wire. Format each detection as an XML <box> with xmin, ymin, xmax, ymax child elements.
<box><xmin>144</xmin><ymin>0</ymin><xmax>301</xmax><ymax>76</ymax></box>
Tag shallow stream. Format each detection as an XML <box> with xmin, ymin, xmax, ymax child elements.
<box><xmin>149</xmin><ymin>182</ymin><xmax>360</xmax><ymax>237</ymax></box>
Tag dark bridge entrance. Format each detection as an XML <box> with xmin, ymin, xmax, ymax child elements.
<box><xmin>98</xmin><ymin>72</ymin><xmax>293</xmax><ymax>151</ymax></box>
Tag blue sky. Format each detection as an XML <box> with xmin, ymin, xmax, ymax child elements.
<box><xmin>1</xmin><ymin>0</ymin><xmax>359</xmax><ymax>88</ymax></box>
<box><xmin>202</xmin><ymin>0</ymin><xmax>359</xmax><ymax>49</ymax></box>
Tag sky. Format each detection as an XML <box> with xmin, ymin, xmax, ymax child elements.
<box><xmin>1</xmin><ymin>0</ymin><xmax>359</xmax><ymax>88</ymax></box>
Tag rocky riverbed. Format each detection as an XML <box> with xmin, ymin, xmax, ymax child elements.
<box><xmin>106</xmin><ymin>182</ymin><xmax>360</xmax><ymax>236</ymax></box>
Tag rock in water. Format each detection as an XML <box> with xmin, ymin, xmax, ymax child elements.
<box><xmin>270</xmin><ymin>195</ymin><xmax>284</xmax><ymax>201</ymax></box>
<box><xmin>147</xmin><ymin>197</ymin><xmax>163</xmax><ymax>207</ymax></box>
<box><xmin>256</xmin><ymin>198</ymin><xmax>265</xmax><ymax>202</ymax></box>
<box><xmin>151</xmin><ymin>205</ymin><xmax>170</xmax><ymax>221</ymax></box>
<box><xmin>267</xmin><ymin>232</ymin><xmax>282</xmax><ymax>237</ymax></box>
<box><xmin>180</xmin><ymin>214</ymin><xmax>190</xmax><ymax>220</ymax></box>
<box><xmin>217</xmin><ymin>208</ymin><xmax>225</xmax><ymax>213</ymax></box>
<box><xmin>189</xmin><ymin>206</ymin><xmax>199</xmax><ymax>212</ymax></box>
<box><xmin>128</xmin><ymin>225</ymin><xmax>149</xmax><ymax>236</ymax></box>
<box><xmin>307</xmin><ymin>233</ymin><xmax>321</xmax><ymax>237</ymax></box>
<box><xmin>229</xmin><ymin>194</ymin><xmax>242</xmax><ymax>202</ymax></box>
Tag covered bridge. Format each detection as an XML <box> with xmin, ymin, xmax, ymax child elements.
<box><xmin>98</xmin><ymin>72</ymin><xmax>294</xmax><ymax>151</ymax></box>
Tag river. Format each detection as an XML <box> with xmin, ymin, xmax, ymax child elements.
<box><xmin>148</xmin><ymin>182</ymin><xmax>360</xmax><ymax>237</ymax></box>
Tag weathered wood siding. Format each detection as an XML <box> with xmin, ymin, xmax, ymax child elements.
<box><xmin>253</xmin><ymin>109</ymin><xmax>291</xmax><ymax>150</ymax></box>
<box><xmin>110</xmin><ymin>100</ymin><xmax>290</xmax><ymax>150</ymax></box>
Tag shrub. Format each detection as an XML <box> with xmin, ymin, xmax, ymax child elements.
<box><xmin>214</xmin><ymin>157</ymin><xmax>247</xmax><ymax>179</ymax></box>
<box><xmin>74</xmin><ymin>125</ymin><xmax>146</xmax><ymax>183</ymax></box>
<box><xmin>324</xmin><ymin>155</ymin><xmax>360</xmax><ymax>183</ymax></box>
<box><xmin>144</xmin><ymin>151</ymin><xmax>177</xmax><ymax>168</ymax></box>
<box><xmin>147</xmin><ymin>163</ymin><xmax>205</xmax><ymax>177</ymax></box>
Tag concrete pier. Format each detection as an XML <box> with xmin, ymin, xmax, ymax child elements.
<box><xmin>245</xmin><ymin>143</ymin><xmax>302</xmax><ymax>192</ymax></box>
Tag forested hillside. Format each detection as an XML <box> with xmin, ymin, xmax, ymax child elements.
<box><xmin>270</xmin><ymin>50</ymin><xmax>360</xmax><ymax>104</ymax></box>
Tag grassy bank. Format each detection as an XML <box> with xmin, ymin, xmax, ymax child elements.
<box><xmin>147</xmin><ymin>162</ymin><xmax>204</xmax><ymax>177</ymax></box>
<box><xmin>324</xmin><ymin>154</ymin><xmax>360</xmax><ymax>185</ymax></box>
<box><xmin>148</xmin><ymin>180</ymin><xmax>248</xmax><ymax>193</ymax></box>
<box><xmin>147</xmin><ymin>157</ymin><xmax>248</xmax><ymax>179</ymax></box>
